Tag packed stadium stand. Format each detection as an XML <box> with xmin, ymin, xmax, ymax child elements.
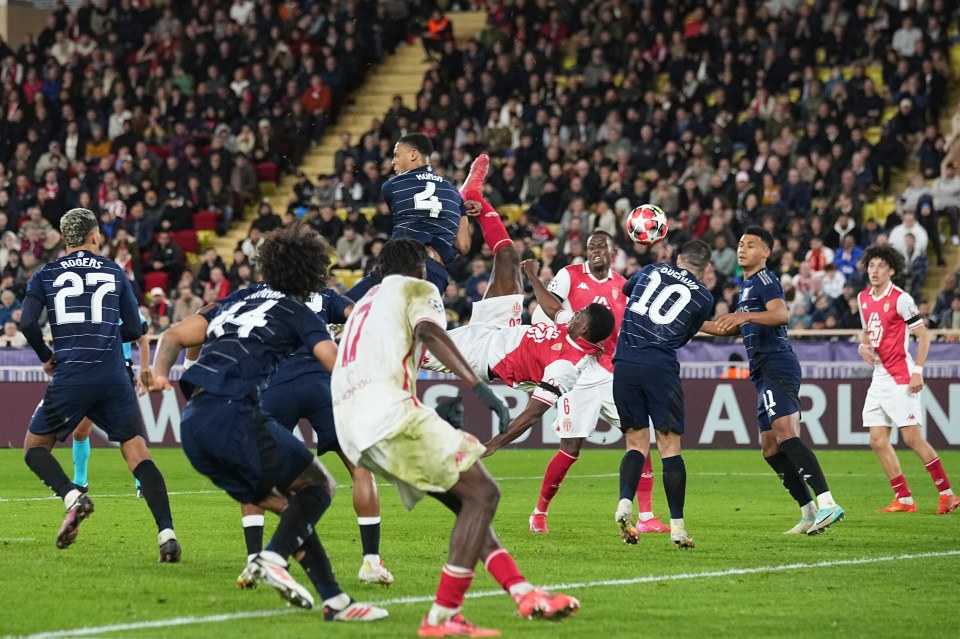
<box><xmin>1</xmin><ymin>0</ymin><xmax>960</xmax><ymax>339</ymax></box>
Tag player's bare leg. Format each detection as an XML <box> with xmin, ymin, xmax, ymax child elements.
<box><xmin>118</xmin><ymin>435</ymin><xmax>180</xmax><ymax>561</ymax></box>
<box><xmin>237</xmin><ymin>503</ymin><xmax>267</xmax><ymax>587</ymax></box>
<box><xmin>655</xmin><ymin>430</ymin><xmax>693</xmax><ymax>549</ymax></box>
<box><xmin>339</xmin><ymin>453</ymin><xmax>393</xmax><ymax>586</ymax></box>
<box><xmin>531</xmin><ymin>437</ymin><xmax>583</xmax><ymax>534</ymax></box>
<box><xmin>72</xmin><ymin>417</ymin><xmax>94</xmax><ymax>493</ymax></box>
<box><xmin>615</xmin><ymin>428</ymin><xmax>650</xmax><ymax>545</ymax></box>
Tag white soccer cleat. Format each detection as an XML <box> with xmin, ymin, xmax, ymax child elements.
<box><xmin>784</xmin><ymin>518</ymin><xmax>817</xmax><ymax>535</ymax></box>
<box><xmin>237</xmin><ymin>562</ymin><xmax>258</xmax><ymax>588</ymax></box>
<box><xmin>615</xmin><ymin>499</ymin><xmax>639</xmax><ymax>545</ymax></box>
<box><xmin>670</xmin><ymin>526</ymin><xmax>695</xmax><ymax>549</ymax></box>
<box><xmin>358</xmin><ymin>559</ymin><xmax>394</xmax><ymax>586</ymax></box>
<box><xmin>324</xmin><ymin>599</ymin><xmax>390</xmax><ymax>621</ymax></box>
<box><xmin>248</xmin><ymin>551</ymin><xmax>314</xmax><ymax>609</ymax></box>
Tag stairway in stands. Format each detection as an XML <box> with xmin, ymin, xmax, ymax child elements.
<box><xmin>211</xmin><ymin>11</ymin><xmax>488</xmax><ymax>261</ymax></box>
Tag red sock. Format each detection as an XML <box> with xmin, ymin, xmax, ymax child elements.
<box><xmin>536</xmin><ymin>450</ymin><xmax>578</xmax><ymax>512</ymax></box>
<box><xmin>484</xmin><ymin>549</ymin><xmax>526</xmax><ymax>593</ymax></box>
<box><xmin>435</xmin><ymin>565</ymin><xmax>474</xmax><ymax>609</ymax></box>
<box><xmin>890</xmin><ymin>474</ymin><xmax>912</xmax><ymax>500</ymax></box>
<box><xmin>925</xmin><ymin>457</ymin><xmax>952</xmax><ymax>493</ymax></box>
<box><xmin>637</xmin><ymin>454</ymin><xmax>654</xmax><ymax>513</ymax></box>
<box><xmin>477</xmin><ymin>199</ymin><xmax>513</xmax><ymax>253</ymax></box>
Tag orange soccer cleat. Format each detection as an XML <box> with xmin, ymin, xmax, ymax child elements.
<box><xmin>876</xmin><ymin>499</ymin><xmax>917</xmax><ymax>513</ymax></box>
<box><xmin>937</xmin><ymin>493</ymin><xmax>960</xmax><ymax>515</ymax></box>
<box><xmin>418</xmin><ymin>613</ymin><xmax>500</xmax><ymax>637</ymax></box>
<box><xmin>514</xmin><ymin>588</ymin><xmax>580</xmax><ymax>620</ymax></box>
<box><xmin>529</xmin><ymin>511</ymin><xmax>549</xmax><ymax>534</ymax></box>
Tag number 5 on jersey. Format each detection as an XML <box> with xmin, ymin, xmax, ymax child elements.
<box><xmin>414</xmin><ymin>182</ymin><xmax>443</xmax><ymax>218</ymax></box>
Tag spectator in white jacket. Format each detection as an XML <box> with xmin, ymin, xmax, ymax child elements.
<box><xmin>888</xmin><ymin>211</ymin><xmax>929</xmax><ymax>256</ymax></box>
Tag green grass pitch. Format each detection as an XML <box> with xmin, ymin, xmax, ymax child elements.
<box><xmin>2</xmin><ymin>448</ymin><xmax>958</xmax><ymax>638</ymax></box>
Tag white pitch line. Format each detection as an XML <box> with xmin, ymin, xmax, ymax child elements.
<box><xmin>0</xmin><ymin>537</ymin><xmax>35</xmax><ymax>542</ymax></box>
<box><xmin>18</xmin><ymin>549</ymin><xmax>960</xmax><ymax>639</ymax></box>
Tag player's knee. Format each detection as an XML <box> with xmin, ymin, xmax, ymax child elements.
<box><xmin>300</xmin><ymin>459</ymin><xmax>336</xmax><ymax>500</ymax></box>
<box><xmin>900</xmin><ymin>426</ymin><xmax>924</xmax><ymax>449</ymax></box>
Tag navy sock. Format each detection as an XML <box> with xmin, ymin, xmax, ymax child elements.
<box><xmin>779</xmin><ymin>437</ymin><xmax>830</xmax><ymax>496</ymax></box>
<box><xmin>296</xmin><ymin>532</ymin><xmax>343</xmax><ymax>601</ymax></box>
<box><xmin>619</xmin><ymin>449</ymin><xmax>646</xmax><ymax>501</ymax></box>
<box><xmin>267</xmin><ymin>484</ymin><xmax>332</xmax><ymax>560</ymax></box>
<box><xmin>765</xmin><ymin>451</ymin><xmax>814</xmax><ymax>507</ymax></box>
<box><xmin>661</xmin><ymin>455</ymin><xmax>686</xmax><ymax>520</ymax></box>
<box><xmin>242</xmin><ymin>517</ymin><xmax>264</xmax><ymax>556</ymax></box>
<box><xmin>358</xmin><ymin>520</ymin><xmax>380</xmax><ymax>557</ymax></box>
<box><xmin>25</xmin><ymin>447</ymin><xmax>75</xmax><ymax>499</ymax></box>
<box><xmin>133</xmin><ymin>460</ymin><xmax>174</xmax><ymax>532</ymax></box>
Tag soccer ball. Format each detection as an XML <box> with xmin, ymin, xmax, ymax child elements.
<box><xmin>625</xmin><ymin>204</ymin><xmax>668</xmax><ymax>245</ymax></box>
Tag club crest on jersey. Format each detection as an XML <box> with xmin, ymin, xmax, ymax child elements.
<box><xmin>611</xmin><ymin>288</ymin><xmax>619</xmax><ymax>300</ymax></box>
<box><xmin>513</xmin><ymin>301</ymin><xmax>522</xmax><ymax>314</ymax></box>
<box><xmin>883</xmin><ymin>302</ymin><xmax>890</xmax><ymax>312</ymax></box>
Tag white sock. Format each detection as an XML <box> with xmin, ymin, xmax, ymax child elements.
<box><xmin>158</xmin><ymin>528</ymin><xmax>177</xmax><ymax>545</ymax></box>
<box><xmin>427</xmin><ymin>603</ymin><xmax>460</xmax><ymax>625</ymax></box>
<box><xmin>532</xmin><ymin>508</ymin><xmax>546</xmax><ymax>515</ymax></box>
<box><xmin>801</xmin><ymin>501</ymin><xmax>817</xmax><ymax>520</ymax></box>
<box><xmin>363</xmin><ymin>553</ymin><xmax>381</xmax><ymax>566</ymax></box>
<box><xmin>323</xmin><ymin>592</ymin><xmax>351</xmax><ymax>610</ymax></box>
<box><xmin>508</xmin><ymin>581</ymin><xmax>534</xmax><ymax>599</ymax></box>
<box><xmin>898</xmin><ymin>496</ymin><xmax>915</xmax><ymax>505</ymax></box>
<box><xmin>670</xmin><ymin>518</ymin><xmax>685</xmax><ymax>530</ymax></box>
<box><xmin>616</xmin><ymin>498</ymin><xmax>633</xmax><ymax>517</ymax></box>
<box><xmin>816</xmin><ymin>491</ymin><xmax>835</xmax><ymax>508</ymax></box>
<box><xmin>941</xmin><ymin>488</ymin><xmax>954</xmax><ymax>496</ymax></box>
<box><xmin>638</xmin><ymin>512</ymin><xmax>654</xmax><ymax>522</ymax></box>
<box><xmin>63</xmin><ymin>488</ymin><xmax>81</xmax><ymax>509</ymax></box>
<box><xmin>242</xmin><ymin>514</ymin><xmax>265</xmax><ymax>527</ymax></box>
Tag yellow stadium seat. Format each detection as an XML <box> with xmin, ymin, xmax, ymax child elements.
<box><xmin>359</xmin><ymin>206</ymin><xmax>376</xmax><ymax>220</ymax></box>
<box><xmin>562</xmin><ymin>57</ymin><xmax>577</xmax><ymax>70</ymax></box>
<box><xmin>951</xmin><ymin>45</ymin><xmax>960</xmax><ymax>72</ymax></box>
<box><xmin>862</xmin><ymin>202</ymin><xmax>878</xmax><ymax>223</ymax></box>
<box><xmin>865</xmin><ymin>64</ymin><xmax>884</xmax><ymax>91</ymax></box>
<box><xmin>500</xmin><ymin>204</ymin><xmax>523</xmax><ymax>223</ymax></box>
<box><xmin>788</xmin><ymin>88</ymin><xmax>801</xmax><ymax>103</ymax></box>
<box><xmin>865</xmin><ymin>126</ymin><xmax>882</xmax><ymax>145</ymax></box>
<box><xmin>531</xmin><ymin>245</ymin><xmax>541</xmax><ymax>260</ymax></box>
<box><xmin>655</xmin><ymin>73</ymin><xmax>669</xmax><ymax>93</ymax></box>
<box><xmin>815</xmin><ymin>48</ymin><xmax>826</xmax><ymax>64</ymax></box>
<box><xmin>876</xmin><ymin>197</ymin><xmax>896</xmax><ymax>225</ymax></box>
<box><xmin>335</xmin><ymin>208</ymin><xmax>348</xmax><ymax>220</ymax></box>
<box><xmin>817</xmin><ymin>68</ymin><xmax>831</xmax><ymax>83</ymax></box>
<box><xmin>546</xmin><ymin>223</ymin><xmax>561</xmax><ymax>237</ymax></box>
<box><xmin>882</xmin><ymin>105</ymin><xmax>899</xmax><ymax>123</ymax></box>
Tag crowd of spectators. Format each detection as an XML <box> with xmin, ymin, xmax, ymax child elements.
<box><xmin>0</xmin><ymin>0</ymin><xmax>418</xmax><ymax>338</ymax></box>
<box><xmin>288</xmin><ymin>0</ymin><xmax>960</xmax><ymax>334</ymax></box>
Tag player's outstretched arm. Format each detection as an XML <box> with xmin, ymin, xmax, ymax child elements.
<box><xmin>455</xmin><ymin>214</ymin><xmax>473</xmax><ymax>255</ymax></box>
<box><xmin>699</xmin><ymin>320</ymin><xmax>740</xmax><ymax>337</ymax></box>
<box><xmin>715</xmin><ymin>298</ymin><xmax>789</xmax><ymax>332</ymax></box>
<box><xmin>151</xmin><ymin>314</ymin><xmax>208</xmax><ymax>391</ymax></box>
<box><xmin>521</xmin><ymin>259</ymin><xmax>563</xmax><ymax>321</ymax></box>
<box><xmin>483</xmin><ymin>398</ymin><xmax>550</xmax><ymax>457</ymax></box>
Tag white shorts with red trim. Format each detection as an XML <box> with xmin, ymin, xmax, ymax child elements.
<box><xmin>552</xmin><ymin>373</ymin><xmax>620</xmax><ymax>439</ymax></box>
<box><xmin>862</xmin><ymin>380</ymin><xmax>923</xmax><ymax>428</ymax></box>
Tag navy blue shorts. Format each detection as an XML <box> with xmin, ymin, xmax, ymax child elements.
<box><xmin>180</xmin><ymin>394</ymin><xmax>314</xmax><ymax>504</ymax></box>
<box><xmin>751</xmin><ymin>355</ymin><xmax>802</xmax><ymax>432</ymax></box>
<box><xmin>29</xmin><ymin>382</ymin><xmax>143</xmax><ymax>443</ymax></box>
<box><xmin>612</xmin><ymin>361</ymin><xmax>685</xmax><ymax>435</ymax></box>
<box><xmin>345</xmin><ymin>257</ymin><xmax>448</xmax><ymax>301</ymax></box>
<box><xmin>260</xmin><ymin>373</ymin><xmax>339</xmax><ymax>455</ymax></box>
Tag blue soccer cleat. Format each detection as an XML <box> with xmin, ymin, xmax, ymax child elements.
<box><xmin>807</xmin><ymin>504</ymin><xmax>845</xmax><ymax>535</ymax></box>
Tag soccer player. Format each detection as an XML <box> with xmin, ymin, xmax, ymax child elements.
<box><xmin>602</xmin><ymin>240</ymin><xmax>715</xmax><ymax>548</ymax></box>
<box><xmin>856</xmin><ymin>245</ymin><xmax>960</xmax><ymax>515</ymax></box>
<box><xmin>707</xmin><ymin>226</ymin><xmax>845</xmax><ymax>535</ymax></box>
<box><xmin>149</xmin><ymin>226</ymin><xmax>387</xmax><ymax>620</ymax></box>
<box><xmin>346</xmin><ymin>134</ymin><xmax>485</xmax><ymax>300</ymax></box>
<box><xmin>526</xmin><ymin>231</ymin><xmax>669</xmax><ymax>535</ymax></box>
<box><xmin>333</xmin><ymin>238</ymin><xmax>580</xmax><ymax>637</ymax></box>
<box><xmin>19</xmin><ymin>208</ymin><xmax>179</xmax><ymax>560</ymax></box>
<box><xmin>71</xmin><ymin>311</ymin><xmax>150</xmax><ymax>496</ymax></box>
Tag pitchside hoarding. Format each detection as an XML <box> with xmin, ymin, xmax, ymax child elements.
<box><xmin>1</xmin><ymin>379</ymin><xmax>957</xmax><ymax>449</ymax></box>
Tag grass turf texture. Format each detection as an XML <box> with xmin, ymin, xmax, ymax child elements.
<box><xmin>1</xmin><ymin>448</ymin><xmax>958</xmax><ymax>639</ymax></box>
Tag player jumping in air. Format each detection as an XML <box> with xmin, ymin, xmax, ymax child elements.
<box><xmin>333</xmin><ymin>238</ymin><xmax>580</xmax><ymax>637</ymax></box>
<box><xmin>20</xmin><ymin>207</ymin><xmax>179</xmax><ymax>560</ymax></box>
<box><xmin>704</xmin><ymin>227</ymin><xmax>845</xmax><ymax>535</ymax></box>
<box><xmin>856</xmin><ymin>245</ymin><xmax>959</xmax><ymax>515</ymax></box>
<box><xmin>526</xmin><ymin>231</ymin><xmax>669</xmax><ymax>535</ymax></box>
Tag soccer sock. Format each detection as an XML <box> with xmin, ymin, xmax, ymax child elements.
<box><xmin>764</xmin><ymin>451</ymin><xmax>815</xmax><ymax>508</ymax></box>
<box><xmin>358</xmin><ymin>516</ymin><xmax>381</xmax><ymax>560</ymax></box>
<box><xmin>484</xmin><ymin>548</ymin><xmax>533</xmax><ymax>600</ymax></box>
<box><xmin>779</xmin><ymin>437</ymin><xmax>832</xmax><ymax>499</ymax></box>
<box><xmin>925</xmin><ymin>457</ymin><xmax>953</xmax><ymax>495</ymax></box>
<box><xmin>536</xmin><ymin>450</ymin><xmax>578</xmax><ymax>513</ymax></box>
<box><xmin>429</xmin><ymin>565</ymin><xmax>474</xmax><ymax>624</ymax></box>
<box><xmin>133</xmin><ymin>460</ymin><xmax>174</xmax><ymax>532</ymax></box>
<box><xmin>661</xmin><ymin>455</ymin><xmax>687</xmax><ymax>520</ymax></box>
<box><xmin>72</xmin><ymin>438</ymin><xmax>90</xmax><ymax>487</ymax></box>
<box><xmin>242</xmin><ymin>514</ymin><xmax>265</xmax><ymax>557</ymax></box>
<box><xmin>267</xmin><ymin>484</ymin><xmax>332</xmax><ymax>560</ymax></box>
<box><xmin>619</xmin><ymin>449</ymin><xmax>645</xmax><ymax>501</ymax></box>
<box><xmin>25</xmin><ymin>447</ymin><xmax>76</xmax><ymax>501</ymax></box>
<box><xmin>477</xmin><ymin>199</ymin><xmax>512</xmax><ymax>253</ymax></box>
<box><xmin>296</xmin><ymin>531</ymin><xmax>343</xmax><ymax>601</ymax></box>
<box><xmin>890</xmin><ymin>474</ymin><xmax>914</xmax><ymax>504</ymax></box>
<box><xmin>637</xmin><ymin>454</ymin><xmax>654</xmax><ymax>519</ymax></box>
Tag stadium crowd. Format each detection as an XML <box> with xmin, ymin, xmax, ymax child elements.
<box><xmin>1</xmin><ymin>0</ymin><xmax>960</xmax><ymax>341</ymax></box>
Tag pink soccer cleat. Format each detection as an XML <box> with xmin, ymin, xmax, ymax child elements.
<box><xmin>515</xmin><ymin>588</ymin><xmax>580</xmax><ymax>620</ymax></box>
<box><xmin>460</xmin><ymin>154</ymin><xmax>489</xmax><ymax>203</ymax></box>
<box><xmin>418</xmin><ymin>613</ymin><xmax>500</xmax><ymax>637</ymax></box>
<box><xmin>636</xmin><ymin>516</ymin><xmax>671</xmax><ymax>533</ymax></box>
<box><xmin>529</xmin><ymin>511</ymin><xmax>549</xmax><ymax>534</ymax></box>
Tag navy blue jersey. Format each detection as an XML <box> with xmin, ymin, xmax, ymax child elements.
<box><xmin>736</xmin><ymin>268</ymin><xmax>793</xmax><ymax>362</ymax></box>
<box><xmin>382</xmin><ymin>166</ymin><xmax>465</xmax><ymax>266</ymax></box>
<box><xmin>182</xmin><ymin>286</ymin><xmax>332</xmax><ymax>399</ymax></box>
<box><xmin>267</xmin><ymin>287</ymin><xmax>351</xmax><ymax>386</ymax></box>
<box><xmin>24</xmin><ymin>251</ymin><xmax>141</xmax><ymax>385</ymax></box>
<box><xmin>614</xmin><ymin>264</ymin><xmax>713</xmax><ymax>366</ymax></box>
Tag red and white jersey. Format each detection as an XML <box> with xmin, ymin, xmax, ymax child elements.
<box><xmin>488</xmin><ymin>319</ymin><xmax>602</xmax><ymax>406</ymax></box>
<box><xmin>858</xmin><ymin>283</ymin><xmax>923</xmax><ymax>384</ymax></box>
<box><xmin>533</xmin><ymin>263</ymin><xmax>627</xmax><ymax>373</ymax></box>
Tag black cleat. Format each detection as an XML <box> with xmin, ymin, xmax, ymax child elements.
<box><xmin>57</xmin><ymin>494</ymin><xmax>94</xmax><ymax>549</ymax></box>
<box><xmin>158</xmin><ymin>530</ymin><xmax>181</xmax><ymax>563</ymax></box>
<box><xmin>75</xmin><ymin>484</ymin><xmax>89</xmax><ymax>494</ymax></box>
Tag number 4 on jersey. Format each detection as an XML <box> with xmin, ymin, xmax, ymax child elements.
<box><xmin>414</xmin><ymin>182</ymin><xmax>443</xmax><ymax>218</ymax></box>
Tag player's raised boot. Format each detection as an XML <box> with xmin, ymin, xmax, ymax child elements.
<box><xmin>323</xmin><ymin>598</ymin><xmax>389</xmax><ymax>622</ymax></box>
<box><xmin>937</xmin><ymin>493</ymin><xmax>960</xmax><ymax>515</ymax></box>
<box><xmin>877</xmin><ymin>499</ymin><xmax>918</xmax><ymax>513</ymax></box>
<box><xmin>529</xmin><ymin>511</ymin><xmax>549</xmax><ymax>534</ymax></box>
<box><xmin>418</xmin><ymin>613</ymin><xmax>501</xmax><ymax>637</ymax></box>
<box><xmin>515</xmin><ymin>588</ymin><xmax>581</xmax><ymax>620</ymax></box>
<box><xmin>459</xmin><ymin>153</ymin><xmax>489</xmax><ymax>203</ymax></box>
<box><xmin>158</xmin><ymin>528</ymin><xmax>181</xmax><ymax>563</ymax></box>
<box><xmin>248</xmin><ymin>550</ymin><xmax>314</xmax><ymax>609</ymax></box>
<box><xmin>636</xmin><ymin>516</ymin><xmax>671</xmax><ymax>533</ymax></box>
<box><xmin>807</xmin><ymin>503</ymin><xmax>845</xmax><ymax>534</ymax></box>
<box><xmin>57</xmin><ymin>493</ymin><xmax>94</xmax><ymax>549</ymax></box>
<box><xmin>358</xmin><ymin>558</ymin><xmax>395</xmax><ymax>586</ymax></box>
<box><xmin>784</xmin><ymin>517</ymin><xmax>817</xmax><ymax>534</ymax></box>
<box><xmin>615</xmin><ymin>500</ymin><xmax>639</xmax><ymax>544</ymax></box>
<box><xmin>670</xmin><ymin>524</ymin><xmax>695</xmax><ymax>549</ymax></box>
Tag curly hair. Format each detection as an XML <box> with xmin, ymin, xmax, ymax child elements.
<box><xmin>258</xmin><ymin>224</ymin><xmax>330</xmax><ymax>300</ymax></box>
<box><xmin>379</xmin><ymin>238</ymin><xmax>427</xmax><ymax>277</ymax></box>
<box><xmin>860</xmin><ymin>244</ymin><xmax>905</xmax><ymax>277</ymax></box>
